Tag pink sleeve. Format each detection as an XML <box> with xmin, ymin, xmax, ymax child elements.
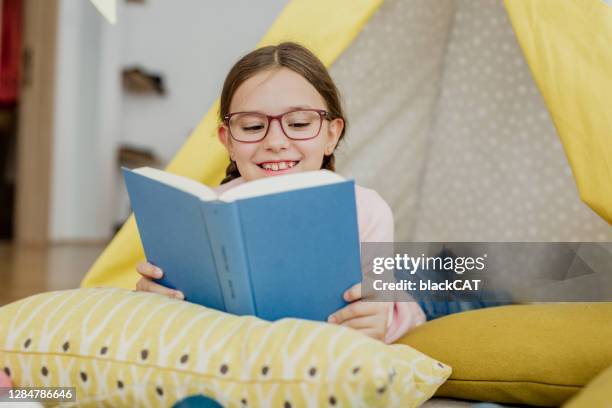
<box><xmin>355</xmin><ymin>186</ymin><xmax>394</xmax><ymax>243</ymax></box>
<box><xmin>355</xmin><ymin>186</ymin><xmax>426</xmax><ymax>344</ymax></box>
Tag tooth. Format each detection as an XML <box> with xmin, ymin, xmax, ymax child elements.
<box><xmin>278</xmin><ymin>162</ymin><xmax>287</xmax><ymax>170</ymax></box>
<box><xmin>271</xmin><ymin>163</ymin><xmax>279</xmax><ymax>171</ymax></box>
<box><xmin>289</xmin><ymin>161</ymin><xmax>296</xmax><ymax>168</ymax></box>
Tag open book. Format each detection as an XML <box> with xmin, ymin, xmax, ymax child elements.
<box><xmin>123</xmin><ymin>167</ymin><xmax>362</xmax><ymax>321</ymax></box>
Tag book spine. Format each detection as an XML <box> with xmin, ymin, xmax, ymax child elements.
<box><xmin>201</xmin><ymin>201</ymin><xmax>256</xmax><ymax>316</ymax></box>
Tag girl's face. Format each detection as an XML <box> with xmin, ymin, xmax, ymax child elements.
<box><xmin>218</xmin><ymin>67</ymin><xmax>344</xmax><ymax>182</ymax></box>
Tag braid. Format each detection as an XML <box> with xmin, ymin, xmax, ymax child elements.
<box><xmin>220</xmin><ymin>160</ymin><xmax>241</xmax><ymax>184</ymax></box>
<box><xmin>321</xmin><ymin>153</ymin><xmax>336</xmax><ymax>172</ymax></box>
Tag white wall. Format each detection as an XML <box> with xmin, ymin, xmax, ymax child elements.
<box><xmin>119</xmin><ymin>0</ymin><xmax>288</xmax><ymax>165</ymax></box>
<box><xmin>50</xmin><ymin>0</ymin><xmax>104</xmax><ymax>241</ymax></box>
<box><xmin>50</xmin><ymin>0</ymin><xmax>288</xmax><ymax>241</ymax></box>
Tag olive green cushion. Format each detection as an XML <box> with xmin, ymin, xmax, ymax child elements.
<box><xmin>396</xmin><ymin>303</ymin><xmax>612</xmax><ymax>406</ymax></box>
<box><xmin>563</xmin><ymin>363</ymin><xmax>612</xmax><ymax>408</ymax></box>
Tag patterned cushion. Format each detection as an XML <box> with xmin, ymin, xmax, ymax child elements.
<box><xmin>0</xmin><ymin>288</ymin><xmax>450</xmax><ymax>407</ymax></box>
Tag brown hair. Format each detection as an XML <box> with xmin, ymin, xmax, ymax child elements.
<box><xmin>219</xmin><ymin>42</ymin><xmax>347</xmax><ymax>184</ymax></box>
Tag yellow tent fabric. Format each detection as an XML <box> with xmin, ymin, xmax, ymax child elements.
<box><xmin>504</xmin><ymin>0</ymin><xmax>612</xmax><ymax>224</ymax></box>
<box><xmin>81</xmin><ymin>0</ymin><xmax>384</xmax><ymax>289</ymax></box>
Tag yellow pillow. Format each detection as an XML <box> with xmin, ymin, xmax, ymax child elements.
<box><xmin>0</xmin><ymin>288</ymin><xmax>450</xmax><ymax>407</ymax></box>
<box><xmin>563</xmin><ymin>363</ymin><xmax>612</xmax><ymax>408</ymax></box>
<box><xmin>396</xmin><ymin>303</ymin><xmax>612</xmax><ymax>406</ymax></box>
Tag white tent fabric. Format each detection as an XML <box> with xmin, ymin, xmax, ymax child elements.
<box><xmin>331</xmin><ymin>0</ymin><xmax>612</xmax><ymax>241</ymax></box>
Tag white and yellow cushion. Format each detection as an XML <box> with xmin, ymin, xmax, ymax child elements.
<box><xmin>0</xmin><ymin>288</ymin><xmax>450</xmax><ymax>407</ymax></box>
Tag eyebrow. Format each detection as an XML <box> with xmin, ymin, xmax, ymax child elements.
<box><xmin>285</xmin><ymin>105</ymin><xmax>314</xmax><ymax>110</ymax></box>
<box><xmin>238</xmin><ymin>105</ymin><xmax>315</xmax><ymax>114</ymax></box>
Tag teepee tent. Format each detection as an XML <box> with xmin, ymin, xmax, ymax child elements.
<box><xmin>332</xmin><ymin>0</ymin><xmax>612</xmax><ymax>241</ymax></box>
<box><xmin>82</xmin><ymin>0</ymin><xmax>611</xmax><ymax>289</ymax></box>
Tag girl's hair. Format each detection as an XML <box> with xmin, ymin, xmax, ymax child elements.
<box><xmin>219</xmin><ymin>42</ymin><xmax>347</xmax><ymax>184</ymax></box>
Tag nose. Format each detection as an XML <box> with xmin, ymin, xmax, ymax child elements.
<box><xmin>262</xmin><ymin>118</ymin><xmax>289</xmax><ymax>151</ymax></box>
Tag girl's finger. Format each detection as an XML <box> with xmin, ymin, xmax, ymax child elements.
<box><xmin>339</xmin><ymin>315</ymin><xmax>380</xmax><ymax>331</ymax></box>
<box><xmin>136</xmin><ymin>261</ymin><xmax>163</xmax><ymax>279</ymax></box>
<box><xmin>343</xmin><ymin>282</ymin><xmax>362</xmax><ymax>302</ymax></box>
<box><xmin>136</xmin><ymin>277</ymin><xmax>183</xmax><ymax>299</ymax></box>
<box><xmin>328</xmin><ymin>301</ymin><xmax>375</xmax><ymax>324</ymax></box>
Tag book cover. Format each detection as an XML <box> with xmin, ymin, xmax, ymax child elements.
<box><xmin>123</xmin><ymin>167</ymin><xmax>362</xmax><ymax>322</ymax></box>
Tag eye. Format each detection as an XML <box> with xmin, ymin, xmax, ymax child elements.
<box><xmin>284</xmin><ymin>111</ymin><xmax>319</xmax><ymax>130</ymax></box>
<box><xmin>242</xmin><ymin>124</ymin><xmax>266</xmax><ymax>132</ymax></box>
<box><xmin>288</xmin><ymin>121</ymin><xmax>312</xmax><ymax>129</ymax></box>
<box><xmin>231</xmin><ymin>113</ymin><xmax>267</xmax><ymax>133</ymax></box>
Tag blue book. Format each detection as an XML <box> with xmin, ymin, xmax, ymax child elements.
<box><xmin>122</xmin><ymin>167</ymin><xmax>362</xmax><ymax>322</ymax></box>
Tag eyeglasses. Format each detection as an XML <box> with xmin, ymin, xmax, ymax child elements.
<box><xmin>223</xmin><ymin>109</ymin><xmax>331</xmax><ymax>143</ymax></box>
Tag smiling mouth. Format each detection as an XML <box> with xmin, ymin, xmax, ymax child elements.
<box><xmin>257</xmin><ymin>161</ymin><xmax>299</xmax><ymax>171</ymax></box>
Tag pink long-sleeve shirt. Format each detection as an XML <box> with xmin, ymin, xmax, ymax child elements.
<box><xmin>214</xmin><ymin>176</ymin><xmax>424</xmax><ymax>343</ymax></box>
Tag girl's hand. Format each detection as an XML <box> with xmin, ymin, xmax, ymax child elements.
<box><xmin>327</xmin><ymin>283</ymin><xmax>391</xmax><ymax>342</ymax></box>
<box><xmin>135</xmin><ymin>261</ymin><xmax>184</xmax><ymax>300</ymax></box>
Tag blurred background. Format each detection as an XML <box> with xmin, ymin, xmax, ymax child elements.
<box><xmin>0</xmin><ymin>0</ymin><xmax>290</xmax><ymax>303</ymax></box>
<box><xmin>1</xmin><ymin>0</ymin><xmax>610</xmax><ymax>304</ymax></box>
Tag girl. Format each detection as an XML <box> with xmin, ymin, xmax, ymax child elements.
<box><xmin>136</xmin><ymin>42</ymin><xmax>426</xmax><ymax>343</ymax></box>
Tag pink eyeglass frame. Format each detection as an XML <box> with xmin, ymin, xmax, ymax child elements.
<box><xmin>223</xmin><ymin>108</ymin><xmax>331</xmax><ymax>143</ymax></box>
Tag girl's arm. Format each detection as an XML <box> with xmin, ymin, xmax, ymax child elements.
<box><xmin>355</xmin><ymin>186</ymin><xmax>427</xmax><ymax>342</ymax></box>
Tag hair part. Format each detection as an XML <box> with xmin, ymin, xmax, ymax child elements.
<box><xmin>219</xmin><ymin>42</ymin><xmax>347</xmax><ymax>184</ymax></box>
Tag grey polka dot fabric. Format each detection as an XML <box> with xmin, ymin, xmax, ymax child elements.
<box><xmin>331</xmin><ymin>0</ymin><xmax>611</xmax><ymax>242</ymax></box>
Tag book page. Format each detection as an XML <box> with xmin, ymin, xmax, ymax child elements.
<box><xmin>219</xmin><ymin>170</ymin><xmax>345</xmax><ymax>202</ymax></box>
<box><xmin>132</xmin><ymin>167</ymin><xmax>218</xmax><ymax>201</ymax></box>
